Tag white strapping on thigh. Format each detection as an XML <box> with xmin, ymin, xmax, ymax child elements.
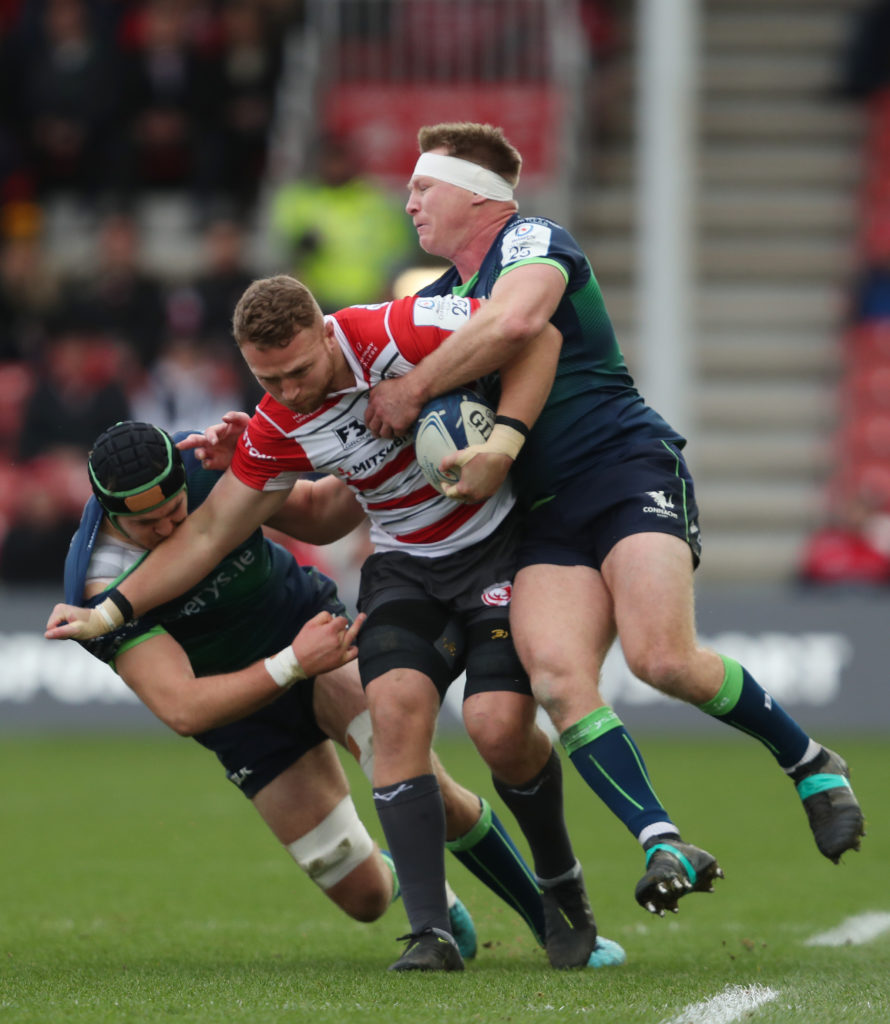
<box><xmin>285</xmin><ymin>795</ymin><xmax>374</xmax><ymax>890</ymax></box>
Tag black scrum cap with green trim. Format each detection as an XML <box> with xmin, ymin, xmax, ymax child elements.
<box><xmin>88</xmin><ymin>421</ymin><xmax>186</xmax><ymax>518</ymax></box>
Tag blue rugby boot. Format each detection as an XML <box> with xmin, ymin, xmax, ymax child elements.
<box><xmin>587</xmin><ymin>936</ymin><xmax>627</xmax><ymax>968</ymax></box>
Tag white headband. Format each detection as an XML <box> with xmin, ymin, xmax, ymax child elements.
<box><xmin>412</xmin><ymin>152</ymin><xmax>514</xmax><ymax>201</ymax></box>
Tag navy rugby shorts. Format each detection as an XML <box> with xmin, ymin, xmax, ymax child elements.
<box><xmin>192</xmin><ymin>575</ymin><xmax>348</xmax><ymax>799</ymax></box>
<box><xmin>194</xmin><ymin>680</ymin><xmax>327</xmax><ymax>799</ymax></box>
<box><xmin>516</xmin><ymin>440</ymin><xmax>703</xmax><ymax>572</ymax></box>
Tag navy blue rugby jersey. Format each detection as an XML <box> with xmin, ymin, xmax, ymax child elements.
<box><xmin>416</xmin><ymin>214</ymin><xmax>685</xmax><ymax>505</ymax></box>
<box><xmin>63</xmin><ymin>434</ymin><xmax>341</xmax><ymax>678</ymax></box>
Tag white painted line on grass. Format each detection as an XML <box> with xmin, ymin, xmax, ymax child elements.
<box><xmin>804</xmin><ymin>911</ymin><xmax>890</xmax><ymax>947</ymax></box>
<box><xmin>659</xmin><ymin>983</ymin><xmax>779</xmax><ymax>1024</ymax></box>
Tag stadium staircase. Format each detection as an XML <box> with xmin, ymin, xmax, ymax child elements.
<box><xmin>575</xmin><ymin>0</ymin><xmax>870</xmax><ymax>582</ymax></box>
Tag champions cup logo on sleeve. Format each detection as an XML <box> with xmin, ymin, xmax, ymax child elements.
<box><xmin>481</xmin><ymin>582</ymin><xmax>512</xmax><ymax>607</ymax></box>
<box><xmin>411</xmin><ymin>295</ymin><xmax>473</xmax><ymax>331</ymax></box>
<box><xmin>502</xmin><ymin>221</ymin><xmax>552</xmax><ymax>265</ymax></box>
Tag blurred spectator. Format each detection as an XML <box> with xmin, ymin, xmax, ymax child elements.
<box><xmin>112</xmin><ymin>0</ymin><xmax>218</xmax><ymax>203</ymax></box>
<box><xmin>0</xmin><ymin>452</ymin><xmax>89</xmax><ymax>584</ymax></box>
<box><xmin>129</xmin><ymin>333</ymin><xmax>244</xmax><ymax>436</ymax></box>
<box><xmin>164</xmin><ymin>213</ymin><xmax>263</xmax><ymax>408</ymax></box>
<box><xmin>198</xmin><ymin>0</ymin><xmax>283</xmax><ymax>215</ymax></box>
<box><xmin>56</xmin><ymin>209</ymin><xmax>167</xmax><ymax>370</ymax></box>
<box><xmin>836</xmin><ymin>0</ymin><xmax>890</xmax><ymax>100</ymax></box>
<box><xmin>798</xmin><ymin>488</ymin><xmax>890</xmax><ymax>587</ymax></box>
<box><xmin>16</xmin><ymin>326</ymin><xmax>132</xmax><ymax>462</ymax></box>
<box><xmin>3</xmin><ymin>324</ymin><xmax>131</xmax><ymax>583</ymax></box>
<box><xmin>0</xmin><ymin>199</ymin><xmax>61</xmax><ymax>361</ymax></box>
<box><xmin>269</xmin><ymin>133</ymin><xmax>416</xmax><ymax>312</ymax></box>
<box><xmin>2</xmin><ymin>0</ymin><xmax>121</xmax><ymax>202</ymax></box>
<box><xmin>0</xmin><ymin>360</ymin><xmax>36</xmax><ymax>461</ymax></box>
<box><xmin>172</xmin><ymin>213</ymin><xmax>253</xmax><ymax>347</ymax></box>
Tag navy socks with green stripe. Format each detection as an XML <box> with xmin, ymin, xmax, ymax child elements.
<box><xmin>698</xmin><ymin>655</ymin><xmax>814</xmax><ymax>770</ymax></box>
<box><xmin>562</xmin><ymin>707</ymin><xmax>677</xmax><ymax>841</ymax></box>
<box><xmin>447</xmin><ymin>796</ymin><xmax>549</xmax><ymax>946</ymax></box>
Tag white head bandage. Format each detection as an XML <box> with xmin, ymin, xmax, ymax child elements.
<box><xmin>413</xmin><ymin>152</ymin><xmax>514</xmax><ymax>201</ymax></box>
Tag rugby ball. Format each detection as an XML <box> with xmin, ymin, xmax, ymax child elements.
<box><xmin>414</xmin><ymin>388</ymin><xmax>495</xmax><ymax>493</ymax></box>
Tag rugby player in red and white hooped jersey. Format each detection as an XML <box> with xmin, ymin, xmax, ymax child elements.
<box><xmin>232</xmin><ymin>293</ymin><xmax>515</xmax><ymax>557</ymax></box>
<box><xmin>46</xmin><ymin>274</ymin><xmax>616</xmax><ymax>974</ymax></box>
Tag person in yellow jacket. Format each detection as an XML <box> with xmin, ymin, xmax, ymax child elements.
<box><xmin>270</xmin><ymin>134</ymin><xmax>417</xmax><ymax>311</ymax></box>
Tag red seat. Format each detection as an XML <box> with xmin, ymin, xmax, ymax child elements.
<box><xmin>839</xmin><ymin>362</ymin><xmax>890</xmax><ymax>415</ymax></box>
<box><xmin>844</xmin><ymin>321</ymin><xmax>890</xmax><ymax>362</ymax></box>
<box><xmin>839</xmin><ymin>410</ymin><xmax>890</xmax><ymax>459</ymax></box>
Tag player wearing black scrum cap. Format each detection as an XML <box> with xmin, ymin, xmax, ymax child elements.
<box><xmin>54</xmin><ymin>420</ymin><xmax>605</xmax><ymax>969</ymax></box>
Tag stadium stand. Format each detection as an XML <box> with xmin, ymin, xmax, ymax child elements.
<box><xmin>0</xmin><ymin>0</ymin><xmax>881</xmax><ymax>586</ymax></box>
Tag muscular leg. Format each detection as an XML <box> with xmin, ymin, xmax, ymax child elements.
<box><xmin>463</xmin><ymin>690</ymin><xmax>598</xmax><ymax>969</ymax></box>
<box><xmin>511</xmin><ymin>561</ymin><xmax>678</xmax><ymax>845</ymax></box>
<box><xmin>605</xmin><ymin>531</ymin><xmax>865</xmax><ymax>863</ymax></box>
<box><xmin>312</xmin><ymin>662</ymin><xmax>562</xmax><ymax>952</ymax></box>
<box><xmin>251</xmin><ymin>742</ymin><xmax>392</xmax><ymax>922</ymax></box>
<box><xmin>364</xmin><ymin>667</ymin><xmax>451</xmax><ymax>943</ymax></box>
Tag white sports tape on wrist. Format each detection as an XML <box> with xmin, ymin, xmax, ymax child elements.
<box><xmin>345</xmin><ymin>710</ymin><xmax>375</xmax><ymax>783</ymax></box>
<box><xmin>286</xmin><ymin>795</ymin><xmax>374</xmax><ymax>890</ymax></box>
<box><xmin>263</xmin><ymin>645</ymin><xmax>307</xmax><ymax>688</ymax></box>
<box><xmin>95</xmin><ymin>598</ymin><xmax>124</xmax><ymax>632</ymax></box>
<box><xmin>486</xmin><ymin>422</ymin><xmax>526</xmax><ymax>460</ymax></box>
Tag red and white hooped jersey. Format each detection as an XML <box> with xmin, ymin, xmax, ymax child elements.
<box><xmin>230</xmin><ymin>295</ymin><xmax>516</xmax><ymax>558</ymax></box>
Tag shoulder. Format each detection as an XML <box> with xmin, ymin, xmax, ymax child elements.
<box><xmin>496</xmin><ymin>215</ymin><xmax>588</xmax><ymax>285</ymax></box>
<box><xmin>500</xmin><ymin>216</ymin><xmax>580</xmax><ymax>258</ymax></box>
<box><xmin>63</xmin><ymin>497</ymin><xmax>105</xmax><ymax>605</ymax></box>
<box><xmin>230</xmin><ymin>399</ymin><xmax>313</xmax><ymax>486</ymax></box>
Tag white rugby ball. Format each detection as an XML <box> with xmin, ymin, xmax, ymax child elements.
<box><xmin>414</xmin><ymin>388</ymin><xmax>495</xmax><ymax>493</ymax></box>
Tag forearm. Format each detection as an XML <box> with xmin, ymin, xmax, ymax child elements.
<box><xmin>495</xmin><ymin>322</ymin><xmax>562</xmax><ymax>430</ymax></box>
<box><xmin>264</xmin><ymin>476</ymin><xmax>365</xmax><ymax>545</ymax></box>
<box><xmin>437</xmin><ymin>322</ymin><xmax>562</xmax><ymax>503</ymax></box>
<box><xmin>120</xmin><ymin>610</ymin><xmax>362</xmax><ymax>734</ymax></box>
<box><xmin>114</xmin><ymin>471</ymin><xmax>283</xmax><ymax>620</ymax></box>
<box><xmin>115</xmin><ymin>506</ymin><xmax>246</xmax><ymax>618</ymax></box>
<box><xmin>141</xmin><ymin>658</ymin><xmax>285</xmax><ymax>736</ymax></box>
<box><xmin>406</xmin><ymin>299</ymin><xmax>543</xmax><ymax>404</ymax></box>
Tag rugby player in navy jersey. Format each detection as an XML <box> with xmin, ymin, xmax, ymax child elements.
<box><xmin>47</xmin><ymin>284</ymin><xmax>627</xmax><ymax>973</ymax></box>
<box><xmin>363</xmin><ymin>121</ymin><xmax>865</xmax><ymax>915</ymax></box>
<box><xmin>62</xmin><ymin>419</ymin><xmax>488</xmax><ymax>948</ymax></box>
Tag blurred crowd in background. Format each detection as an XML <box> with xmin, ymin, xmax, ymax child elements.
<box><xmin>797</xmin><ymin>0</ymin><xmax>890</xmax><ymax>588</ymax></box>
<box><xmin>0</xmin><ymin>0</ymin><xmax>424</xmax><ymax>588</ymax></box>
<box><xmin>3</xmin><ymin>0</ymin><xmax>890</xmax><ymax>592</ymax></box>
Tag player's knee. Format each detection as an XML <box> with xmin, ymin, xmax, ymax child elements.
<box><xmin>464</xmin><ymin>692</ymin><xmax>542</xmax><ymax>779</ymax></box>
<box><xmin>625</xmin><ymin>643</ymin><xmax>692</xmax><ymax>697</ymax></box>
<box><xmin>326</xmin><ymin>862</ymin><xmax>392</xmax><ymax>922</ymax></box>
<box><xmin>285</xmin><ymin>796</ymin><xmax>378</xmax><ymax>914</ymax></box>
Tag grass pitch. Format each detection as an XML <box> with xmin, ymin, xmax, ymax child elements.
<box><xmin>1</xmin><ymin>730</ymin><xmax>886</xmax><ymax>1023</ymax></box>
